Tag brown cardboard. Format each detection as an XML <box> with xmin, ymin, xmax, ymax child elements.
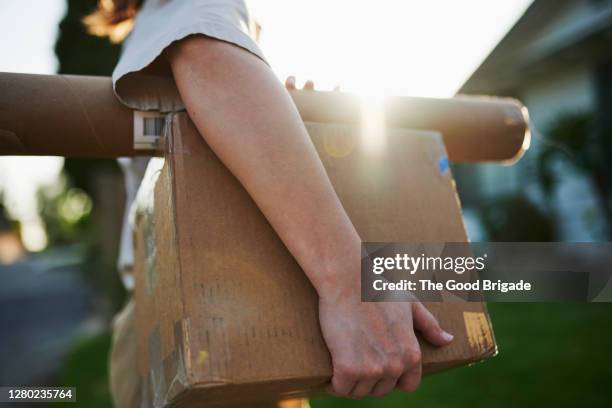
<box><xmin>0</xmin><ymin>72</ymin><xmax>151</xmax><ymax>157</ymax></box>
<box><xmin>133</xmin><ymin>113</ymin><xmax>497</xmax><ymax>407</ymax></box>
<box><xmin>0</xmin><ymin>73</ymin><xmax>528</xmax><ymax>162</ymax></box>
<box><xmin>291</xmin><ymin>91</ymin><xmax>529</xmax><ymax>164</ymax></box>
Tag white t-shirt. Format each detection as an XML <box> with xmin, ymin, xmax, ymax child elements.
<box><xmin>114</xmin><ymin>0</ymin><xmax>266</xmax><ymax>289</ymax></box>
<box><xmin>112</xmin><ymin>0</ymin><xmax>266</xmax><ymax>113</ymax></box>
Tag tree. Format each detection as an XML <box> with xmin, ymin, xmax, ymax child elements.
<box><xmin>54</xmin><ymin>0</ymin><xmax>127</xmax><ymax>310</ymax></box>
<box><xmin>537</xmin><ymin>111</ymin><xmax>612</xmax><ymax>239</ymax></box>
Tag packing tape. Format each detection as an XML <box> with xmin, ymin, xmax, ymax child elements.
<box><xmin>463</xmin><ymin>312</ymin><xmax>495</xmax><ymax>354</ymax></box>
<box><xmin>144</xmin><ymin>320</ymin><xmax>189</xmax><ymax>407</ymax></box>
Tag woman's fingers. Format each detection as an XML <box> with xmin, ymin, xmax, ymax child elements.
<box><xmin>333</xmin><ymin>357</ymin><xmax>403</xmax><ymax>399</ymax></box>
<box><xmin>325</xmin><ymin>384</ymin><xmax>340</xmax><ymax>397</ymax></box>
<box><xmin>303</xmin><ymin>79</ymin><xmax>315</xmax><ymax>90</ymax></box>
<box><xmin>349</xmin><ymin>379</ymin><xmax>379</xmax><ymax>399</ymax></box>
<box><xmin>284</xmin><ymin>76</ymin><xmax>315</xmax><ymax>91</ymax></box>
<box><xmin>370</xmin><ymin>375</ymin><xmax>400</xmax><ymax>397</ymax></box>
<box><xmin>284</xmin><ymin>77</ymin><xmax>340</xmax><ymax>91</ymax></box>
<box><xmin>396</xmin><ymin>352</ymin><xmax>423</xmax><ymax>392</ymax></box>
<box><xmin>330</xmin><ymin>366</ymin><xmax>358</xmax><ymax>398</ymax></box>
<box><xmin>412</xmin><ymin>302</ymin><xmax>454</xmax><ymax>346</ymax></box>
<box><xmin>285</xmin><ymin>75</ymin><xmax>296</xmax><ymax>90</ymax></box>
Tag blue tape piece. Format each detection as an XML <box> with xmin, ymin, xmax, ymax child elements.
<box><xmin>438</xmin><ymin>155</ymin><xmax>450</xmax><ymax>175</ymax></box>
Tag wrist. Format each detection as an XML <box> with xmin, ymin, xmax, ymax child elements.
<box><xmin>309</xmin><ymin>250</ymin><xmax>362</xmax><ymax>304</ymax></box>
<box><xmin>287</xmin><ymin>221</ymin><xmax>362</xmax><ymax>303</ymax></box>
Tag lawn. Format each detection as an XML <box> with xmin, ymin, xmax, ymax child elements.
<box><xmin>311</xmin><ymin>303</ymin><xmax>612</xmax><ymax>407</ymax></box>
<box><xmin>54</xmin><ymin>304</ymin><xmax>612</xmax><ymax>407</ymax></box>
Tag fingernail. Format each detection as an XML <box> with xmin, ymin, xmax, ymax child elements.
<box><xmin>442</xmin><ymin>331</ymin><xmax>454</xmax><ymax>342</ymax></box>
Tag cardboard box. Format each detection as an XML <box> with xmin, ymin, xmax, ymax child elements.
<box><xmin>133</xmin><ymin>113</ymin><xmax>497</xmax><ymax>407</ymax></box>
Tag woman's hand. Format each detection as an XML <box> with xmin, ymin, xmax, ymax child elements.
<box><xmin>284</xmin><ymin>74</ymin><xmax>453</xmax><ymax>399</ymax></box>
<box><xmin>318</xmin><ymin>276</ymin><xmax>453</xmax><ymax>399</ymax></box>
<box><xmin>285</xmin><ymin>75</ymin><xmax>315</xmax><ymax>91</ymax></box>
<box><xmin>285</xmin><ymin>76</ymin><xmax>340</xmax><ymax>91</ymax></box>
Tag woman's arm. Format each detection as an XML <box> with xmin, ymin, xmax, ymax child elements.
<box><xmin>165</xmin><ymin>35</ymin><xmax>453</xmax><ymax>399</ymax></box>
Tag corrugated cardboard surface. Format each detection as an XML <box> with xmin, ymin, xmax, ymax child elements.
<box><xmin>133</xmin><ymin>113</ymin><xmax>496</xmax><ymax>407</ymax></box>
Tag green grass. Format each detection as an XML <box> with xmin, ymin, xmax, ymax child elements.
<box><xmin>52</xmin><ymin>304</ymin><xmax>612</xmax><ymax>407</ymax></box>
<box><xmin>52</xmin><ymin>331</ymin><xmax>113</xmax><ymax>408</ymax></box>
<box><xmin>311</xmin><ymin>304</ymin><xmax>612</xmax><ymax>407</ymax></box>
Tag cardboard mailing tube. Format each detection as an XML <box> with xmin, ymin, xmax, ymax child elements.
<box><xmin>0</xmin><ymin>73</ymin><xmax>141</xmax><ymax>158</ymax></box>
<box><xmin>0</xmin><ymin>72</ymin><xmax>530</xmax><ymax>162</ymax></box>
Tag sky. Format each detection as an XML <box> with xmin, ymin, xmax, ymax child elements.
<box><xmin>252</xmin><ymin>0</ymin><xmax>533</xmax><ymax>95</ymax></box>
<box><xmin>0</xmin><ymin>0</ymin><xmax>67</xmax><ymax>250</ymax></box>
<box><xmin>0</xmin><ymin>0</ymin><xmax>533</xmax><ymax>250</ymax></box>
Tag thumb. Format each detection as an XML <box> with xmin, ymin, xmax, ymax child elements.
<box><xmin>412</xmin><ymin>302</ymin><xmax>454</xmax><ymax>346</ymax></box>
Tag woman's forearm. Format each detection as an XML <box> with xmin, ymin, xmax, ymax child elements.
<box><xmin>166</xmin><ymin>36</ymin><xmax>360</xmax><ymax>296</ymax></box>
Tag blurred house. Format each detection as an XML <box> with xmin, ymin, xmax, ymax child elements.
<box><xmin>457</xmin><ymin>0</ymin><xmax>612</xmax><ymax>241</ymax></box>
